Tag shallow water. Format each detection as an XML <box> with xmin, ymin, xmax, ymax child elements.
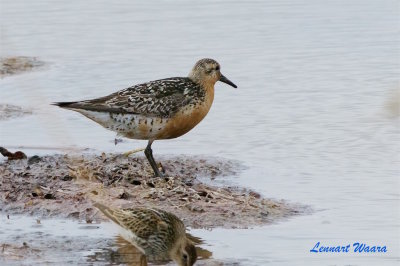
<box><xmin>1</xmin><ymin>0</ymin><xmax>399</xmax><ymax>265</ymax></box>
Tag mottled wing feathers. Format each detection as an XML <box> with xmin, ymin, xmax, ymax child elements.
<box><xmin>94</xmin><ymin>203</ymin><xmax>180</xmax><ymax>241</ymax></box>
<box><xmin>54</xmin><ymin>77</ymin><xmax>203</xmax><ymax>118</ymax></box>
<box><xmin>115</xmin><ymin>208</ymin><xmax>167</xmax><ymax>240</ymax></box>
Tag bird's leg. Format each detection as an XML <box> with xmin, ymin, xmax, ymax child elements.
<box><xmin>144</xmin><ymin>140</ymin><xmax>164</xmax><ymax>177</ymax></box>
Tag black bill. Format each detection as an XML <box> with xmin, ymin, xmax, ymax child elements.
<box><xmin>219</xmin><ymin>74</ymin><xmax>237</xmax><ymax>88</ymax></box>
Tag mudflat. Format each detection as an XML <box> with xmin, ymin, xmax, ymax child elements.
<box><xmin>0</xmin><ymin>152</ymin><xmax>302</xmax><ymax>229</ymax></box>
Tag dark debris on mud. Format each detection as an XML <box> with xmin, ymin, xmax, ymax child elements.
<box><xmin>0</xmin><ymin>153</ymin><xmax>301</xmax><ymax>229</ymax></box>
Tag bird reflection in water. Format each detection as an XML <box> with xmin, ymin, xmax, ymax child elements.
<box><xmin>87</xmin><ymin>235</ymin><xmax>212</xmax><ymax>265</ymax></box>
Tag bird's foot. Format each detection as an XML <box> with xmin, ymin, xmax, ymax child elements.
<box><xmin>158</xmin><ymin>162</ymin><xmax>166</xmax><ymax>175</ymax></box>
<box><xmin>153</xmin><ymin>166</ymin><xmax>165</xmax><ymax>178</ymax></box>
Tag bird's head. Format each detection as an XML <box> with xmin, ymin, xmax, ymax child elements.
<box><xmin>172</xmin><ymin>240</ymin><xmax>197</xmax><ymax>266</ymax></box>
<box><xmin>188</xmin><ymin>58</ymin><xmax>237</xmax><ymax>89</ymax></box>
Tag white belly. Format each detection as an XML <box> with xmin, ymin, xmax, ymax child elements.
<box><xmin>72</xmin><ymin>109</ymin><xmax>168</xmax><ymax>139</ymax></box>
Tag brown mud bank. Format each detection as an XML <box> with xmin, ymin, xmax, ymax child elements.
<box><xmin>0</xmin><ymin>56</ymin><xmax>45</xmax><ymax>78</ymax></box>
<box><xmin>0</xmin><ymin>152</ymin><xmax>303</xmax><ymax>228</ymax></box>
<box><xmin>0</xmin><ymin>56</ymin><xmax>44</xmax><ymax>121</ymax></box>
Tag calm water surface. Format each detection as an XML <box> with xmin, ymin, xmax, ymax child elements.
<box><xmin>1</xmin><ymin>0</ymin><xmax>399</xmax><ymax>265</ymax></box>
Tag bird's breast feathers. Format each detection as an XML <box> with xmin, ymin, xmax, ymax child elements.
<box><xmin>157</xmin><ymin>87</ymin><xmax>214</xmax><ymax>139</ymax></box>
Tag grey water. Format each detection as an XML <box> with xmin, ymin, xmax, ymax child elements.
<box><xmin>1</xmin><ymin>0</ymin><xmax>399</xmax><ymax>265</ymax></box>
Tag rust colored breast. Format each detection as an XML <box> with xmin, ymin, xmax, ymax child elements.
<box><xmin>156</xmin><ymin>86</ymin><xmax>214</xmax><ymax>139</ymax></box>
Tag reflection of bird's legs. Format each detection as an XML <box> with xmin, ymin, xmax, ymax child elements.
<box><xmin>115</xmin><ymin>236</ymin><xmax>148</xmax><ymax>266</ymax></box>
<box><xmin>144</xmin><ymin>140</ymin><xmax>164</xmax><ymax>177</ymax></box>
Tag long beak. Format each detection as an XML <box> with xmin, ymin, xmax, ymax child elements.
<box><xmin>219</xmin><ymin>74</ymin><xmax>237</xmax><ymax>88</ymax></box>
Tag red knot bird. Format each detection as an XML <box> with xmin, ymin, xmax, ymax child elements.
<box><xmin>54</xmin><ymin>58</ymin><xmax>237</xmax><ymax>177</ymax></box>
<box><xmin>93</xmin><ymin>203</ymin><xmax>197</xmax><ymax>266</ymax></box>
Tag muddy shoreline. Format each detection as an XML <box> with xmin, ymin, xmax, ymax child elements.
<box><xmin>0</xmin><ymin>55</ymin><xmax>305</xmax><ymax>265</ymax></box>
<box><xmin>0</xmin><ymin>152</ymin><xmax>302</xmax><ymax>229</ymax></box>
<box><xmin>0</xmin><ymin>55</ymin><xmax>302</xmax><ymax>228</ymax></box>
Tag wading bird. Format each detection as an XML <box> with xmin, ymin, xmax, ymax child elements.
<box><xmin>54</xmin><ymin>59</ymin><xmax>237</xmax><ymax>177</ymax></box>
<box><xmin>94</xmin><ymin>203</ymin><xmax>197</xmax><ymax>266</ymax></box>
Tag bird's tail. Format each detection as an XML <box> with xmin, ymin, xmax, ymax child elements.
<box><xmin>93</xmin><ymin>202</ymin><xmax>121</xmax><ymax>225</ymax></box>
<box><xmin>186</xmin><ymin>233</ymin><xmax>204</xmax><ymax>245</ymax></box>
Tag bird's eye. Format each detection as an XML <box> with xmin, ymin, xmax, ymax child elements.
<box><xmin>182</xmin><ymin>254</ymin><xmax>188</xmax><ymax>260</ymax></box>
<box><xmin>215</xmin><ymin>66</ymin><xmax>220</xmax><ymax>71</ymax></box>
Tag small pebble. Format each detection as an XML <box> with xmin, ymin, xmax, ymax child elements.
<box><xmin>131</xmin><ymin>180</ymin><xmax>141</xmax><ymax>185</ymax></box>
<box><xmin>44</xmin><ymin>193</ymin><xmax>55</xmax><ymax>199</ymax></box>
<box><xmin>61</xmin><ymin>175</ymin><xmax>73</xmax><ymax>181</ymax></box>
<box><xmin>249</xmin><ymin>191</ymin><xmax>261</xmax><ymax>199</ymax></box>
<box><xmin>119</xmin><ymin>192</ymin><xmax>130</xmax><ymax>199</ymax></box>
<box><xmin>67</xmin><ymin>212</ymin><xmax>80</xmax><ymax>219</ymax></box>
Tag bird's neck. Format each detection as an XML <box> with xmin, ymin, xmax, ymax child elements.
<box><xmin>188</xmin><ymin>76</ymin><xmax>215</xmax><ymax>97</ymax></box>
<box><xmin>188</xmin><ymin>70</ymin><xmax>199</xmax><ymax>84</ymax></box>
<box><xmin>203</xmin><ymin>83</ymin><xmax>215</xmax><ymax>106</ymax></box>
<box><xmin>188</xmin><ymin>71</ymin><xmax>216</xmax><ymax>89</ymax></box>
